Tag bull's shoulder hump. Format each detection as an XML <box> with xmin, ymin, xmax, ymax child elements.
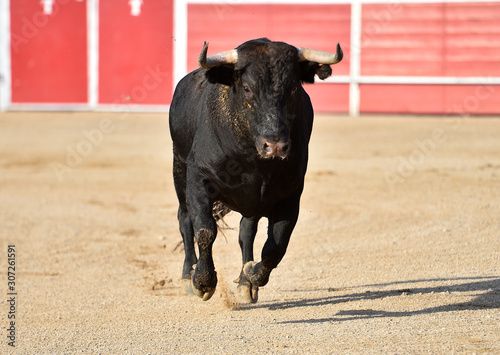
<box><xmin>171</xmin><ymin>69</ymin><xmax>212</xmax><ymax>111</ymax></box>
<box><xmin>176</xmin><ymin>68</ymin><xmax>207</xmax><ymax>90</ymax></box>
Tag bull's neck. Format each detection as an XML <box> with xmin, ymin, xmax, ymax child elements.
<box><xmin>209</xmin><ymin>85</ymin><xmax>252</xmax><ymax>141</ymax></box>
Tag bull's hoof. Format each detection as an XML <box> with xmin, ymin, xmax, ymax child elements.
<box><xmin>243</xmin><ymin>261</ymin><xmax>270</xmax><ymax>287</ymax></box>
<box><xmin>181</xmin><ymin>277</ymin><xmax>195</xmax><ymax>295</ymax></box>
<box><xmin>234</xmin><ymin>272</ymin><xmax>259</xmax><ymax>303</ymax></box>
<box><xmin>191</xmin><ymin>268</ymin><xmax>217</xmax><ymax>301</ymax></box>
<box><xmin>181</xmin><ymin>265</ymin><xmax>217</xmax><ymax>301</ymax></box>
<box><xmin>192</xmin><ymin>283</ymin><xmax>216</xmax><ymax>301</ymax></box>
<box><xmin>237</xmin><ymin>282</ymin><xmax>259</xmax><ymax>303</ymax></box>
<box><xmin>181</xmin><ymin>265</ymin><xmax>197</xmax><ymax>295</ymax></box>
<box><xmin>181</xmin><ymin>277</ymin><xmax>215</xmax><ymax>301</ymax></box>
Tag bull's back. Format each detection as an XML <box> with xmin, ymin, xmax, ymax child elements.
<box><xmin>169</xmin><ymin>69</ymin><xmax>209</xmax><ymax>159</ymax></box>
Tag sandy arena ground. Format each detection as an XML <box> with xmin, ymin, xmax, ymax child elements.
<box><xmin>1</xmin><ymin>111</ymin><xmax>499</xmax><ymax>354</ymax></box>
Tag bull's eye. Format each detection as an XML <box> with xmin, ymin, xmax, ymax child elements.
<box><xmin>242</xmin><ymin>84</ymin><xmax>253</xmax><ymax>99</ymax></box>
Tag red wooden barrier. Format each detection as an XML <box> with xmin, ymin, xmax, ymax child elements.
<box><xmin>99</xmin><ymin>0</ymin><xmax>174</xmax><ymax>105</ymax></box>
<box><xmin>5</xmin><ymin>1</ymin><xmax>499</xmax><ymax>114</ymax></box>
<box><xmin>10</xmin><ymin>0</ymin><xmax>87</xmax><ymax>104</ymax></box>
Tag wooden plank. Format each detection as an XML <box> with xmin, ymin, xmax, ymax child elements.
<box><xmin>304</xmin><ymin>83</ymin><xmax>349</xmax><ymax>113</ymax></box>
<box><xmin>360</xmin><ymin>84</ymin><xmax>500</xmax><ymax>114</ymax></box>
<box><xmin>361</xmin><ymin>2</ymin><xmax>500</xmax><ymax>77</ymax></box>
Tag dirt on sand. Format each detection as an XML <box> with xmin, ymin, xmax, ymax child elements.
<box><xmin>1</xmin><ymin>112</ymin><xmax>499</xmax><ymax>354</ymax></box>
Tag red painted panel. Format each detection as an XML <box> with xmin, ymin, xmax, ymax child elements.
<box><xmin>360</xmin><ymin>84</ymin><xmax>500</xmax><ymax>115</ymax></box>
<box><xmin>361</xmin><ymin>3</ymin><xmax>444</xmax><ymax>76</ymax></box>
<box><xmin>10</xmin><ymin>0</ymin><xmax>87</xmax><ymax>103</ymax></box>
<box><xmin>304</xmin><ymin>84</ymin><xmax>349</xmax><ymax>113</ymax></box>
<box><xmin>361</xmin><ymin>2</ymin><xmax>500</xmax><ymax>77</ymax></box>
<box><xmin>360</xmin><ymin>85</ymin><xmax>446</xmax><ymax>114</ymax></box>
<box><xmin>188</xmin><ymin>4</ymin><xmax>350</xmax><ymax>112</ymax></box>
<box><xmin>443</xmin><ymin>84</ymin><xmax>500</xmax><ymax>115</ymax></box>
<box><xmin>444</xmin><ymin>2</ymin><xmax>500</xmax><ymax>77</ymax></box>
<box><xmin>99</xmin><ymin>0</ymin><xmax>174</xmax><ymax>105</ymax></box>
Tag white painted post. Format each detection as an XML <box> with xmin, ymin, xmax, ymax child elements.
<box><xmin>349</xmin><ymin>1</ymin><xmax>362</xmax><ymax>117</ymax></box>
<box><xmin>87</xmin><ymin>0</ymin><xmax>99</xmax><ymax>109</ymax></box>
<box><xmin>0</xmin><ymin>0</ymin><xmax>11</xmax><ymax>112</ymax></box>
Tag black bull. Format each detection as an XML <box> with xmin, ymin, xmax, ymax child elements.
<box><xmin>169</xmin><ymin>38</ymin><xmax>342</xmax><ymax>303</ymax></box>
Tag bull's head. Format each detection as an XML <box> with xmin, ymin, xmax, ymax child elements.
<box><xmin>198</xmin><ymin>38</ymin><xmax>343</xmax><ymax>159</ymax></box>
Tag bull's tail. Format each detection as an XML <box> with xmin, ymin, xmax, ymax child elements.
<box><xmin>213</xmin><ymin>201</ymin><xmax>233</xmax><ymax>240</ymax></box>
<box><xmin>212</xmin><ymin>201</ymin><xmax>232</xmax><ymax>223</ymax></box>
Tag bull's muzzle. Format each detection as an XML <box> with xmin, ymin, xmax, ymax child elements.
<box><xmin>258</xmin><ymin>137</ymin><xmax>290</xmax><ymax>159</ymax></box>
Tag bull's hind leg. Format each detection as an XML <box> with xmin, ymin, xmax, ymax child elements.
<box><xmin>177</xmin><ymin>207</ymin><xmax>197</xmax><ymax>294</ymax></box>
<box><xmin>243</xmin><ymin>193</ymin><xmax>301</xmax><ymax>294</ymax></box>
<box><xmin>173</xmin><ymin>155</ymin><xmax>197</xmax><ymax>295</ymax></box>
<box><xmin>234</xmin><ymin>217</ymin><xmax>260</xmax><ymax>303</ymax></box>
<box><xmin>185</xmin><ymin>167</ymin><xmax>218</xmax><ymax>301</ymax></box>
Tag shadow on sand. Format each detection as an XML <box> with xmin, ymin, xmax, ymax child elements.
<box><xmin>235</xmin><ymin>276</ymin><xmax>500</xmax><ymax>324</ymax></box>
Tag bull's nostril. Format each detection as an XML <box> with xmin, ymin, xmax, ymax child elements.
<box><xmin>259</xmin><ymin>138</ymin><xmax>289</xmax><ymax>158</ymax></box>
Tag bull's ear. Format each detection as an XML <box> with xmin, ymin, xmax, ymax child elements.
<box><xmin>299</xmin><ymin>62</ymin><xmax>332</xmax><ymax>83</ymax></box>
<box><xmin>205</xmin><ymin>65</ymin><xmax>235</xmax><ymax>86</ymax></box>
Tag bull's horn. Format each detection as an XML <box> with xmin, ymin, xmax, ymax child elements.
<box><xmin>297</xmin><ymin>43</ymin><xmax>343</xmax><ymax>65</ymax></box>
<box><xmin>198</xmin><ymin>41</ymin><xmax>238</xmax><ymax>69</ymax></box>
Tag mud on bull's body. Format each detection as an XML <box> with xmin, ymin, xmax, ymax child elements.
<box><xmin>169</xmin><ymin>38</ymin><xmax>343</xmax><ymax>303</ymax></box>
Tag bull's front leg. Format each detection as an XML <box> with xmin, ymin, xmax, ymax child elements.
<box><xmin>185</xmin><ymin>167</ymin><xmax>218</xmax><ymax>301</ymax></box>
<box><xmin>243</xmin><ymin>193</ymin><xmax>301</xmax><ymax>300</ymax></box>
